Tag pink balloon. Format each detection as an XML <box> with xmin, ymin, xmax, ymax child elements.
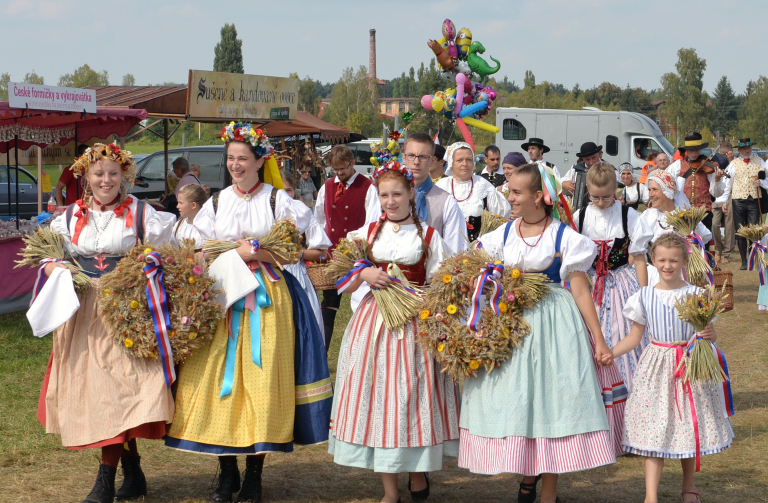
<box><xmin>421</xmin><ymin>95</ymin><xmax>434</xmax><ymax>111</ymax></box>
<box><xmin>454</xmin><ymin>74</ymin><xmax>466</xmax><ymax>118</ymax></box>
<box><xmin>455</xmin><ymin>118</ymin><xmax>475</xmax><ymax>152</ymax></box>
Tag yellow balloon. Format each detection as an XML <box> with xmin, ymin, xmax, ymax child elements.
<box><xmin>371</xmin><ymin>157</ymin><xmax>380</xmax><ymax>167</ymax></box>
<box><xmin>432</xmin><ymin>97</ymin><xmax>445</xmax><ymax>112</ymax></box>
<box><xmin>461</xmin><ymin>116</ymin><xmax>500</xmax><ymax>133</ymax></box>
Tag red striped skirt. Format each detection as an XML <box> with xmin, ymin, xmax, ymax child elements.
<box><xmin>330</xmin><ymin>294</ymin><xmax>460</xmax><ymax>448</ymax></box>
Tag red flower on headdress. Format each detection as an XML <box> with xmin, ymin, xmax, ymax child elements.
<box><xmin>255</xmin><ymin>129</ymin><xmax>263</xmax><ymax>136</ymax></box>
<box><xmin>109</xmin><ymin>143</ymin><xmax>121</xmax><ymax>154</ymax></box>
<box><xmin>233</xmin><ymin>129</ymin><xmax>245</xmax><ymax>142</ymax></box>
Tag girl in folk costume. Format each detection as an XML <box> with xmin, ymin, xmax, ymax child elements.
<box><xmin>461</xmin><ymin>164</ymin><xmax>616</xmax><ymax>503</ymax></box>
<box><xmin>328</xmin><ymin>162</ymin><xmax>460</xmax><ymax>503</ymax></box>
<box><xmin>613</xmin><ymin>233</ymin><xmax>733</xmax><ymax>503</ymax></box>
<box><xmin>172</xmin><ymin>183</ymin><xmax>207</xmax><ymax>248</ymax></box>
<box><xmin>436</xmin><ymin>142</ymin><xmax>511</xmax><ymax>241</ymax></box>
<box><xmin>574</xmin><ymin>162</ymin><xmax>653</xmax><ymax>391</ymax></box>
<box><xmin>36</xmin><ymin>144</ymin><xmax>177</xmax><ymax>503</ymax></box>
<box><xmin>165</xmin><ymin>124</ymin><xmax>332</xmax><ymax>503</ymax></box>
<box><xmin>281</xmin><ymin>170</ymin><xmax>333</xmax><ymax>340</ymax></box>
<box><xmin>641</xmin><ymin>171</ymin><xmax>712</xmax><ymax>287</ymax></box>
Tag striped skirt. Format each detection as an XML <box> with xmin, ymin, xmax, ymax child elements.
<box><xmin>458</xmin><ymin>286</ymin><xmax>615</xmax><ymax>476</ymax></box>
<box><xmin>329</xmin><ymin>293</ymin><xmax>460</xmax><ymax>471</ymax></box>
<box><xmin>589</xmin><ymin>264</ymin><xmax>648</xmax><ymax>391</ymax></box>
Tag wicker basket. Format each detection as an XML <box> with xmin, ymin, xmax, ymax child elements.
<box><xmin>713</xmin><ymin>268</ymin><xmax>734</xmax><ymax>312</ymax></box>
<box><xmin>306</xmin><ymin>262</ymin><xmax>336</xmax><ymax>291</ymax></box>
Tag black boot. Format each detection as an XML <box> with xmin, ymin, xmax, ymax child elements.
<box><xmin>212</xmin><ymin>456</ymin><xmax>241</xmax><ymax>502</ymax></box>
<box><xmin>115</xmin><ymin>456</ymin><xmax>147</xmax><ymax>501</ymax></box>
<box><xmin>235</xmin><ymin>456</ymin><xmax>264</xmax><ymax>503</ymax></box>
<box><xmin>82</xmin><ymin>464</ymin><xmax>117</xmax><ymax>503</ymax></box>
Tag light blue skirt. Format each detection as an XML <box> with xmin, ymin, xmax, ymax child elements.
<box><xmin>328</xmin><ymin>436</ymin><xmax>459</xmax><ymax>473</ymax></box>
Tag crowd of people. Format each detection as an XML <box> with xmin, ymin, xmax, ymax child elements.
<box><xmin>33</xmin><ymin>126</ymin><xmax>757</xmax><ymax>503</ymax></box>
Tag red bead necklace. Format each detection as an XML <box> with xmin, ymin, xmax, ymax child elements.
<box><xmin>451</xmin><ymin>177</ymin><xmax>474</xmax><ymax>203</ymax></box>
<box><xmin>518</xmin><ymin>216</ymin><xmax>550</xmax><ymax>248</ymax></box>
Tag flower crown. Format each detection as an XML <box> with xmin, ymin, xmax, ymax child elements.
<box><xmin>221</xmin><ymin>122</ymin><xmax>274</xmax><ymax>158</ymax></box>
<box><xmin>373</xmin><ymin>160</ymin><xmax>414</xmax><ymax>183</ymax></box>
<box><xmin>71</xmin><ymin>143</ymin><xmax>137</xmax><ymax>186</ymax></box>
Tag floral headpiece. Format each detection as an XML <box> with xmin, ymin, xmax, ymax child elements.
<box><xmin>647</xmin><ymin>170</ymin><xmax>677</xmax><ymax>200</ymax></box>
<box><xmin>373</xmin><ymin>160</ymin><xmax>414</xmax><ymax>183</ymax></box>
<box><xmin>71</xmin><ymin>143</ymin><xmax>137</xmax><ymax>187</ymax></box>
<box><xmin>221</xmin><ymin>122</ymin><xmax>274</xmax><ymax>158</ymax></box>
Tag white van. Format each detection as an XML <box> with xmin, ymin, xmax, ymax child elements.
<box><xmin>494</xmin><ymin>107</ymin><xmax>676</xmax><ymax>176</ymax></box>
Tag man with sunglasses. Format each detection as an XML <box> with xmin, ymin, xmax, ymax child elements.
<box><xmin>315</xmin><ymin>145</ymin><xmax>380</xmax><ymax>351</ymax></box>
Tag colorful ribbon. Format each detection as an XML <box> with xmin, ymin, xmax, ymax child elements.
<box><xmin>592</xmin><ymin>240</ymin><xmax>611</xmax><ymax>307</ymax></box>
<box><xmin>30</xmin><ymin>258</ymin><xmax>69</xmax><ymax>306</ymax></box>
<box><xmin>687</xmin><ymin>231</ymin><xmax>713</xmax><ymax>285</ymax></box>
<box><xmin>467</xmin><ymin>262</ymin><xmax>505</xmax><ymax>331</ymax></box>
<box><xmin>748</xmin><ymin>241</ymin><xmax>768</xmax><ymax>286</ymax></box>
<box><xmin>336</xmin><ymin>258</ymin><xmax>375</xmax><ymax>293</ymax></box>
<box><xmin>143</xmin><ymin>252</ymin><xmax>175</xmax><ymax>388</ymax></box>
<box><xmin>220</xmin><ymin>268</ymin><xmax>272</xmax><ymax>397</ymax></box>
<box><xmin>713</xmin><ymin>342</ymin><xmax>735</xmax><ymax>417</ymax></box>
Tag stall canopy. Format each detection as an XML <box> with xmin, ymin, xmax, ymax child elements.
<box><xmin>258</xmin><ymin>111</ymin><xmax>350</xmax><ymax>144</ymax></box>
<box><xmin>0</xmin><ymin>102</ymin><xmax>148</xmax><ymax>153</ymax></box>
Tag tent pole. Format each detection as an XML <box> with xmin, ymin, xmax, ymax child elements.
<box><xmin>163</xmin><ymin>120</ymin><xmax>169</xmax><ymax>195</ymax></box>
<box><xmin>37</xmin><ymin>146</ymin><xmax>42</xmax><ymax>215</ymax></box>
<box><xmin>75</xmin><ymin>123</ymin><xmax>80</xmax><ymax>199</ymax></box>
<box><xmin>6</xmin><ymin>147</ymin><xmax>10</xmax><ymax>216</ymax></box>
<box><xmin>14</xmin><ymin>135</ymin><xmax>19</xmax><ymax>230</ymax></box>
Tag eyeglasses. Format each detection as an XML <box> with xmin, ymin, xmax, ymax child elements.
<box><xmin>403</xmin><ymin>154</ymin><xmax>432</xmax><ymax>163</ymax></box>
<box><xmin>589</xmin><ymin>195</ymin><xmax>615</xmax><ymax>203</ymax></box>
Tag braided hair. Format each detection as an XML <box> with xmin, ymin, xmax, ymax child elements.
<box><xmin>367</xmin><ymin>169</ymin><xmax>430</xmax><ymax>262</ymax></box>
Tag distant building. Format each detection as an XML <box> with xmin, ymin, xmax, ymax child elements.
<box><xmin>378</xmin><ymin>97</ymin><xmax>417</xmax><ymax>118</ymax></box>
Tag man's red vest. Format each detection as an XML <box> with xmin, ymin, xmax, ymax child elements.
<box><xmin>323</xmin><ymin>174</ymin><xmax>373</xmax><ymax>248</ymax></box>
<box><xmin>681</xmin><ymin>159</ymin><xmax>713</xmax><ymax>211</ymax></box>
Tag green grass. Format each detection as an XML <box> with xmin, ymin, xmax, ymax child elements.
<box><xmin>1</xmin><ymin>272</ymin><xmax>767</xmax><ymax>502</ymax></box>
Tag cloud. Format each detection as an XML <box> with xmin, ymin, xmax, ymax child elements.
<box><xmin>4</xmin><ymin>0</ymin><xmax>74</xmax><ymax>19</ymax></box>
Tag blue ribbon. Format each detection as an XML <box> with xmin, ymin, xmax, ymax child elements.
<box><xmin>220</xmin><ymin>269</ymin><xmax>272</xmax><ymax>397</ymax></box>
<box><xmin>414</xmin><ymin>176</ymin><xmax>433</xmax><ymax>222</ymax></box>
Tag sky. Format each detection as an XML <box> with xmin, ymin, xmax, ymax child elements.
<box><xmin>2</xmin><ymin>0</ymin><xmax>767</xmax><ymax>96</ymax></box>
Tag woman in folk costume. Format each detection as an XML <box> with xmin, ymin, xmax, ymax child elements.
<box><xmin>461</xmin><ymin>163</ymin><xmax>616</xmax><ymax>503</ymax></box>
<box><xmin>573</xmin><ymin>162</ymin><xmax>653</xmax><ymax>391</ymax></box>
<box><xmin>34</xmin><ymin>144</ymin><xmax>176</xmax><ymax>503</ymax></box>
<box><xmin>165</xmin><ymin>124</ymin><xmax>332</xmax><ymax>503</ymax></box>
<box><xmin>435</xmin><ymin>142</ymin><xmax>511</xmax><ymax>242</ymax></box>
<box><xmin>641</xmin><ymin>170</ymin><xmax>712</xmax><ymax>287</ymax></box>
<box><xmin>328</xmin><ymin>161</ymin><xmax>460</xmax><ymax>503</ymax></box>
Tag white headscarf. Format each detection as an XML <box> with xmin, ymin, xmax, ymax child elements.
<box><xmin>444</xmin><ymin>142</ymin><xmax>474</xmax><ymax>176</ymax></box>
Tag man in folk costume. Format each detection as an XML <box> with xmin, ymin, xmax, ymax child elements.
<box><xmin>722</xmin><ymin>138</ymin><xmax>768</xmax><ymax>269</ymax></box>
<box><xmin>436</xmin><ymin>142</ymin><xmax>512</xmax><ymax>242</ymax></box>
<box><xmin>522</xmin><ymin>137</ymin><xmax>559</xmax><ymax>173</ymax></box>
<box><xmin>665</xmin><ymin>132</ymin><xmax>725</xmax><ymax>249</ymax></box>
<box><xmin>479</xmin><ymin>144</ymin><xmax>505</xmax><ymax>187</ymax></box>
<box><xmin>561</xmin><ymin>142</ymin><xmax>615</xmax><ymax>208</ymax></box>
<box><xmin>314</xmin><ymin>145</ymin><xmax>380</xmax><ymax>350</ymax></box>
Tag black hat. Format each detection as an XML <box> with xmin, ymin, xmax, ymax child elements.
<box><xmin>679</xmin><ymin>132</ymin><xmax>709</xmax><ymax>151</ymax></box>
<box><xmin>434</xmin><ymin>144</ymin><xmax>446</xmax><ymax>161</ymax></box>
<box><xmin>712</xmin><ymin>153</ymin><xmax>729</xmax><ymax>171</ymax></box>
<box><xmin>521</xmin><ymin>137</ymin><xmax>550</xmax><ymax>154</ymax></box>
<box><xmin>576</xmin><ymin>142</ymin><xmax>602</xmax><ymax>158</ymax></box>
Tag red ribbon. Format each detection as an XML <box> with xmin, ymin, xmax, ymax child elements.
<box><xmin>652</xmin><ymin>340</ymin><xmax>701</xmax><ymax>472</ymax></box>
<box><xmin>113</xmin><ymin>199</ymin><xmax>134</xmax><ymax>227</ymax></box>
<box><xmin>592</xmin><ymin>240</ymin><xmax>611</xmax><ymax>307</ymax></box>
<box><xmin>71</xmin><ymin>198</ymin><xmax>134</xmax><ymax>245</ymax></box>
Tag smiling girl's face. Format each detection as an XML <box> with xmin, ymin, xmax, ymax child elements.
<box><xmin>652</xmin><ymin>244</ymin><xmax>686</xmax><ymax>283</ymax></box>
<box><xmin>86</xmin><ymin>159</ymin><xmax>122</xmax><ymax>205</ymax></box>
<box><xmin>377</xmin><ymin>178</ymin><xmax>413</xmax><ymax>221</ymax></box>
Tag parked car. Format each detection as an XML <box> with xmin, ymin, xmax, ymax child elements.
<box><xmin>130</xmin><ymin>146</ymin><xmax>226</xmax><ymax>200</ymax></box>
<box><xmin>0</xmin><ymin>166</ymin><xmax>53</xmax><ymax>219</ymax></box>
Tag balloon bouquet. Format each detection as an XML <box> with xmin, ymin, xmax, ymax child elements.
<box><xmin>423</xmin><ymin>19</ymin><xmax>502</xmax><ymax>151</ymax></box>
<box><xmin>370</xmin><ymin>130</ymin><xmax>403</xmax><ymax>168</ymax></box>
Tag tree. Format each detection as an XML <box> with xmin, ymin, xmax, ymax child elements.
<box><xmin>738</xmin><ymin>76</ymin><xmax>768</xmax><ymax>146</ymax></box>
<box><xmin>322</xmin><ymin>66</ymin><xmax>379</xmax><ymax>136</ymax></box>
<box><xmin>297</xmin><ymin>75</ymin><xmax>319</xmax><ymax>115</ymax></box>
<box><xmin>524</xmin><ymin>70</ymin><xmax>536</xmax><ymax>89</ymax></box>
<box><xmin>58</xmin><ymin>64</ymin><xmax>109</xmax><ymax>87</ymax></box>
<box><xmin>122</xmin><ymin>74</ymin><xmax>136</xmax><ymax>86</ymax></box>
<box><xmin>711</xmin><ymin>76</ymin><xmax>738</xmax><ymax>138</ymax></box>
<box><xmin>24</xmin><ymin>70</ymin><xmax>44</xmax><ymax>85</ymax></box>
<box><xmin>213</xmin><ymin>23</ymin><xmax>244</xmax><ymax>74</ymax></box>
<box><xmin>660</xmin><ymin>48</ymin><xmax>709</xmax><ymax>143</ymax></box>
<box><xmin>0</xmin><ymin>73</ymin><xmax>10</xmax><ymax>100</ymax></box>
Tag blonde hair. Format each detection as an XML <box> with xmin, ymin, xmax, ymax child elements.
<box><xmin>649</xmin><ymin>233</ymin><xmax>689</xmax><ymax>262</ymax></box>
<box><xmin>178</xmin><ymin>184</ymin><xmax>208</xmax><ymax>208</ymax></box>
<box><xmin>586</xmin><ymin>161</ymin><xmax>618</xmax><ymax>190</ymax></box>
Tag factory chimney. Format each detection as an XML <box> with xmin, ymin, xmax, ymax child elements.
<box><xmin>368</xmin><ymin>29</ymin><xmax>377</xmax><ymax>80</ymax></box>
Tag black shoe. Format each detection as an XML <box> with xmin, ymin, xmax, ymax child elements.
<box><xmin>82</xmin><ymin>464</ymin><xmax>117</xmax><ymax>503</ymax></box>
<box><xmin>517</xmin><ymin>475</ymin><xmax>541</xmax><ymax>503</ymax></box>
<box><xmin>212</xmin><ymin>456</ymin><xmax>241</xmax><ymax>502</ymax></box>
<box><xmin>115</xmin><ymin>456</ymin><xmax>147</xmax><ymax>501</ymax></box>
<box><xmin>741</xmin><ymin>262</ymin><xmax>748</xmax><ymax>270</ymax></box>
<box><xmin>235</xmin><ymin>456</ymin><xmax>264</xmax><ymax>503</ymax></box>
<box><xmin>408</xmin><ymin>473</ymin><xmax>430</xmax><ymax>502</ymax></box>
